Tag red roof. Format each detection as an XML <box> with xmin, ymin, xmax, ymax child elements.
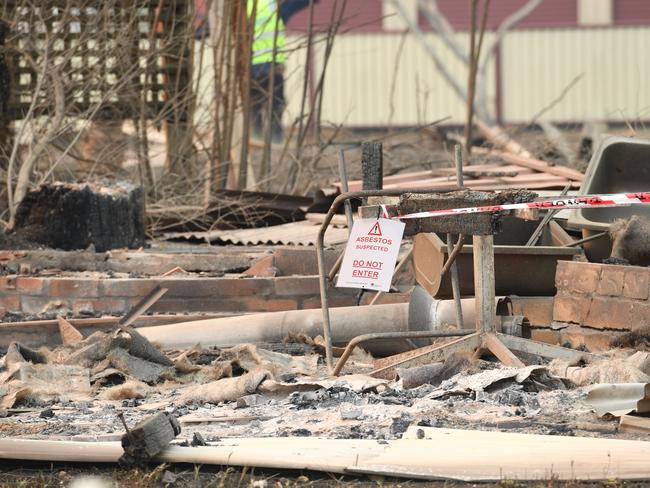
<box><xmin>286</xmin><ymin>0</ymin><xmax>383</xmax><ymax>33</ymax></box>
<box><xmin>426</xmin><ymin>0</ymin><xmax>577</xmax><ymax>30</ymax></box>
<box><xmin>615</xmin><ymin>0</ymin><xmax>650</xmax><ymax>25</ymax></box>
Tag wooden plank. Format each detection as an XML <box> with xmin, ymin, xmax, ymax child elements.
<box><xmin>4</xmin><ymin>430</ymin><xmax>650</xmax><ymax>481</ymax></box>
<box><xmin>120</xmin><ymin>412</ymin><xmax>181</xmax><ymax>466</ymax></box>
<box><xmin>383</xmin><ymin>174</ymin><xmax>575</xmax><ymax>191</ymax></box>
<box><xmin>475</xmin><ymin>119</ymin><xmax>533</xmax><ymax>159</ymax></box>
<box><xmin>350</xmin><ymin>426</ymin><xmax>650</xmax><ymax>481</ymax></box>
<box><xmin>498</xmin><ymin>333</ymin><xmax>592</xmax><ymax>362</ymax></box>
<box><xmin>57</xmin><ymin>316</ymin><xmax>83</xmax><ymax>346</ymax></box>
<box><xmin>4</xmin><ymin>428</ymin><xmax>650</xmax><ymax>481</ymax></box>
<box><xmin>473</xmin><ymin>235</ymin><xmax>496</xmax><ymax>333</ymax></box>
<box><xmin>483</xmin><ymin>333</ymin><xmax>524</xmax><ymax>367</ymax></box>
<box><xmin>371</xmin><ymin>333</ymin><xmax>481</xmax><ymax>380</ymax></box>
<box><xmin>481</xmin><ymin>149</ymin><xmax>584</xmax><ymax>181</ymax></box>
<box><xmin>620</xmin><ymin>415</ymin><xmax>650</xmax><ymax>434</ymax></box>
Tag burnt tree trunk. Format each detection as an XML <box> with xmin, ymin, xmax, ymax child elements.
<box><xmin>12</xmin><ymin>182</ymin><xmax>145</xmax><ymax>251</ymax></box>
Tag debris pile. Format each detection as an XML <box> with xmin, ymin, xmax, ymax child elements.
<box><xmin>2</xmin><ymin>135</ymin><xmax>650</xmax><ymax>482</ymax></box>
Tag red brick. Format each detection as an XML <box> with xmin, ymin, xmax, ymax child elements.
<box><xmin>242</xmin><ymin>255</ymin><xmax>277</xmax><ymax>277</ymax></box>
<box><xmin>20</xmin><ymin>296</ymin><xmax>69</xmax><ymax>315</ymax></box>
<box><xmin>623</xmin><ymin>268</ymin><xmax>650</xmax><ymax>300</ymax></box>
<box><xmin>596</xmin><ymin>268</ymin><xmax>624</xmax><ymax>297</ymax></box>
<box><xmin>552</xmin><ymin>295</ymin><xmax>591</xmax><ymax>324</ymax></box>
<box><xmin>274</xmin><ymin>276</ymin><xmax>321</xmax><ymax>296</ymax></box>
<box><xmin>530</xmin><ymin>328</ymin><xmax>561</xmax><ymax>345</ymax></box>
<box><xmin>301</xmin><ymin>295</ymin><xmax>357</xmax><ymax>309</ymax></box>
<box><xmin>630</xmin><ymin>302</ymin><xmax>650</xmax><ymax>329</ymax></box>
<box><xmin>510</xmin><ymin>297</ymin><xmax>554</xmax><ymax>326</ymax></box>
<box><xmin>91</xmin><ymin>299</ymin><xmax>128</xmax><ymax>314</ymax></box>
<box><xmin>568</xmin><ymin>263</ymin><xmax>601</xmax><ymax>295</ymax></box>
<box><xmin>71</xmin><ymin>301</ymin><xmax>95</xmax><ymax>314</ymax></box>
<box><xmin>161</xmin><ymin>278</ymin><xmax>274</xmax><ymax>298</ymax></box>
<box><xmin>584</xmin><ymin>297</ymin><xmax>645</xmax><ymax>330</ymax></box>
<box><xmin>0</xmin><ymin>275</ymin><xmax>17</xmax><ymax>290</ymax></box>
<box><xmin>556</xmin><ymin>261</ymin><xmax>605</xmax><ymax>295</ymax></box>
<box><xmin>243</xmin><ymin>297</ymin><xmax>298</xmax><ymax>312</ymax></box>
<box><xmin>151</xmin><ymin>298</ymin><xmax>249</xmax><ymax>313</ymax></box>
<box><xmin>360</xmin><ymin>292</ymin><xmax>411</xmax><ymax>305</ymax></box>
<box><xmin>48</xmin><ymin>278</ymin><xmax>99</xmax><ymax>298</ymax></box>
<box><xmin>559</xmin><ymin>326</ymin><xmax>616</xmax><ymax>352</ymax></box>
<box><xmin>100</xmin><ymin>279</ymin><xmax>157</xmax><ymax>297</ymax></box>
<box><xmin>273</xmin><ymin>248</ymin><xmax>339</xmax><ymax>276</ymax></box>
<box><xmin>0</xmin><ymin>295</ymin><xmax>20</xmax><ymax>312</ymax></box>
<box><xmin>554</xmin><ymin>261</ymin><xmax>571</xmax><ymax>291</ymax></box>
<box><xmin>0</xmin><ymin>250</ymin><xmax>22</xmax><ymax>261</ymax></box>
<box><xmin>16</xmin><ymin>277</ymin><xmax>46</xmax><ymax>295</ymax></box>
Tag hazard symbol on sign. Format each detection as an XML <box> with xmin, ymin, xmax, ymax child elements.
<box><xmin>336</xmin><ymin>218</ymin><xmax>405</xmax><ymax>292</ymax></box>
<box><xmin>368</xmin><ymin>221</ymin><xmax>382</xmax><ymax>236</ymax></box>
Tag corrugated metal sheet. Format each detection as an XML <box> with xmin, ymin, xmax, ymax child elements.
<box><xmin>284</xmin><ymin>32</ymin><xmax>497</xmax><ymax>127</ymax></box>
<box><xmin>164</xmin><ymin>221</ymin><xmax>349</xmax><ymax>246</ymax></box>
<box><xmin>501</xmin><ymin>27</ymin><xmax>650</xmax><ymax>122</ymax></box>
<box><xmin>283</xmin><ymin>26</ymin><xmax>650</xmax><ymax>126</ymax></box>
<box><xmin>195</xmin><ymin>25</ymin><xmax>650</xmax><ymax>127</ymax></box>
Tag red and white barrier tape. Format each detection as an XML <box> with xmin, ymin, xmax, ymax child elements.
<box><xmin>380</xmin><ymin>192</ymin><xmax>650</xmax><ymax>220</ymax></box>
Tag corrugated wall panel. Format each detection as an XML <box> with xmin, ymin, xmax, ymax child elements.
<box><xmin>194</xmin><ymin>26</ymin><xmax>650</xmax><ymax>128</ymax></box>
<box><xmin>501</xmin><ymin>27</ymin><xmax>650</xmax><ymax>122</ymax></box>
<box><xmin>284</xmin><ymin>32</ymin><xmax>496</xmax><ymax>126</ymax></box>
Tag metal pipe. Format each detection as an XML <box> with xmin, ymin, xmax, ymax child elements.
<box><xmin>369</xmin><ymin>247</ymin><xmax>413</xmax><ymax>306</ymax></box>
<box><xmin>440</xmin><ymin>234</ymin><xmax>466</xmax><ymax>277</ymax></box>
<box><xmin>525</xmin><ymin>183</ymin><xmax>571</xmax><ymax>247</ymax></box>
<box><xmin>331</xmin><ymin>329</ymin><xmax>473</xmax><ymax>376</ymax></box>
<box><xmin>454</xmin><ymin>144</ymin><xmax>464</xmax><ymax>188</ymax></box>
<box><xmin>564</xmin><ymin>231</ymin><xmax>609</xmax><ymax>248</ymax></box>
<box><xmin>337</xmin><ymin>149</ymin><xmax>354</xmax><ymax>233</ymax></box>
<box><xmin>118</xmin><ymin>285</ymin><xmax>167</xmax><ymax>328</ymax></box>
<box><xmin>449</xmin><ymin>144</ymin><xmax>465</xmax><ymax>338</ymax></box>
<box><xmin>139</xmin><ymin>302</ymin><xmax>410</xmax><ymax>353</ymax></box>
<box><xmin>447</xmin><ymin>234</ymin><xmax>464</xmax><ymax>328</ymax></box>
<box><xmin>317</xmin><ymin>188</ymin><xmax>452</xmax><ymax>372</ymax></box>
<box><xmin>327</xmin><ymin>252</ymin><xmax>344</xmax><ymax>283</ymax></box>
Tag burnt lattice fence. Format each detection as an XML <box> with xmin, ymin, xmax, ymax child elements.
<box><xmin>1</xmin><ymin>0</ymin><xmax>192</xmax><ymax>122</ymax></box>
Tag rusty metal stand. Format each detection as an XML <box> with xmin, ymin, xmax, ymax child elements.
<box><xmin>369</xmin><ymin>233</ymin><xmax>590</xmax><ymax>379</ymax></box>
<box><xmin>316</xmin><ymin>190</ymin><xmax>590</xmax><ymax>377</ymax></box>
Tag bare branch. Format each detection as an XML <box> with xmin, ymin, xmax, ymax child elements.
<box><xmin>388</xmin><ymin>0</ymin><xmax>467</xmax><ymax>106</ymax></box>
<box><xmin>475</xmin><ymin>0</ymin><xmax>543</xmax><ymax>118</ymax></box>
<box><xmin>417</xmin><ymin>0</ymin><xmax>468</xmax><ymax>64</ymax></box>
<box><xmin>11</xmin><ymin>65</ymin><xmax>65</xmax><ymax>227</ymax></box>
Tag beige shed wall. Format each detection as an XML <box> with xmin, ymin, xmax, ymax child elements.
<box><xmin>501</xmin><ymin>27</ymin><xmax>650</xmax><ymax>123</ymax></box>
<box><xmin>194</xmin><ymin>26</ymin><xmax>650</xmax><ymax>128</ymax></box>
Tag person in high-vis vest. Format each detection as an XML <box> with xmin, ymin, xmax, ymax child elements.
<box><xmin>248</xmin><ymin>0</ymin><xmax>313</xmax><ymax>143</ymax></box>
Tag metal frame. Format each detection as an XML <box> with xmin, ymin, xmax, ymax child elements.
<box><xmin>317</xmin><ymin>189</ymin><xmax>593</xmax><ymax>376</ymax></box>
<box><xmin>316</xmin><ymin>188</ymin><xmax>450</xmax><ymax>372</ymax></box>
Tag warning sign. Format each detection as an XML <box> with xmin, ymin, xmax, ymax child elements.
<box><xmin>336</xmin><ymin>218</ymin><xmax>405</xmax><ymax>292</ymax></box>
<box><xmin>368</xmin><ymin>221</ymin><xmax>382</xmax><ymax>236</ymax></box>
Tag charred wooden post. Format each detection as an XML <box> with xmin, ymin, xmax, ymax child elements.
<box><xmin>11</xmin><ymin>182</ymin><xmax>145</xmax><ymax>252</ymax></box>
<box><xmin>361</xmin><ymin>142</ymin><xmax>383</xmax><ymax>203</ymax></box>
<box><xmin>119</xmin><ymin>412</ymin><xmax>181</xmax><ymax>466</ymax></box>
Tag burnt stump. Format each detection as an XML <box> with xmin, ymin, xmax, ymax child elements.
<box><xmin>12</xmin><ymin>182</ymin><xmax>145</xmax><ymax>251</ymax></box>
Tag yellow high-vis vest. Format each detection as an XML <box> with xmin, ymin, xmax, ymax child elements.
<box><xmin>247</xmin><ymin>0</ymin><xmax>286</xmax><ymax>65</ymax></box>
